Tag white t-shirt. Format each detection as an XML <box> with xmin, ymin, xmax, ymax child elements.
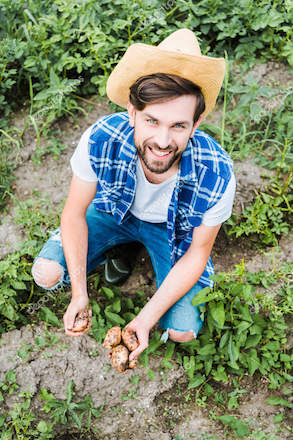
<box><xmin>130</xmin><ymin>157</ymin><xmax>178</xmax><ymax>222</ymax></box>
<box><xmin>70</xmin><ymin>126</ymin><xmax>236</xmax><ymax>226</ymax></box>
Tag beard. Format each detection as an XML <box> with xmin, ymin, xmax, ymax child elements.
<box><xmin>135</xmin><ymin>138</ymin><xmax>183</xmax><ymax>174</ymax></box>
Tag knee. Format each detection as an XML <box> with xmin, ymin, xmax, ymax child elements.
<box><xmin>32</xmin><ymin>257</ymin><xmax>63</xmax><ymax>289</ymax></box>
<box><xmin>168</xmin><ymin>329</ymin><xmax>195</xmax><ymax>343</ymax></box>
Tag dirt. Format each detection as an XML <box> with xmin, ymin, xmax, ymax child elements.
<box><xmin>0</xmin><ymin>97</ymin><xmax>110</xmax><ymax>258</ymax></box>
<box><xmin>0</xmin><ymin>65</ymin><xmax>292</xmax><ymax>439</ymax></box>
<box><xmin>0</xmin><ymin>322</ymin><xmax>292</xmax><ymax>440</ymax></box>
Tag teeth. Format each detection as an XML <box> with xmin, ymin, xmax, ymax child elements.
<box><xmin>153</xmin><ymin>150</ymin><xmax>169</xmax><ymax>156</ymax></box>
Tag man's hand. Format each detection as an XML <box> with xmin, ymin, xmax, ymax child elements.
<box><xmin>125</xmin><ymin>316</ymin><xmax>151</xmax><ymax>362</ymax></box>
<box><xmin>63</xmin><ymin>295</ymin><xmax>92</xmax><ymax>337</ymax></box>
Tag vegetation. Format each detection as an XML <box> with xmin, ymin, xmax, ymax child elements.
<box><xmin>0</xmin><ymin>0</ymin><xmax>292</xmax><ymax>438</ymax></box>
<box><xmin>0</xmin><ymin>0</ymin><xmax>292</xmax><ymax>119</ymax></box>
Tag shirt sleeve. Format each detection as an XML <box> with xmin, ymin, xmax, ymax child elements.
<box><xmin>202</xmin><ymin>173</ymin><xmax>236</xmax><ymax>226</ymax></box>
<box><xmin>70</xmin><ymin>125</ymin><xmax>98</xmax><ymax>182</ymax></box>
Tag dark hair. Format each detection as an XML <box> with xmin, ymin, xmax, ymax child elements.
<box><xmin>129</xmin><ymin>73</ymin><xmax>205</xmax><ymax>122</ymax></box>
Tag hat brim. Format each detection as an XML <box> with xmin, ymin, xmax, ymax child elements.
<box><xmin>106</xmin><ymin>43</ymin><xmax>225</xmax><ymax>119</ymax></box>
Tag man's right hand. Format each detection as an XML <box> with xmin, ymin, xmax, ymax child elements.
<box><xmin>63</xmin><ymin>295</ymin><xmax>92</xmax><ymax>337</ymax></box>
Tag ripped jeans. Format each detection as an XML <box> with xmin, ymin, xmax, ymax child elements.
<box><xmin>33</xmin><ymin>203</ymin><xmax>204</xmax><ymax>339</ymax></box>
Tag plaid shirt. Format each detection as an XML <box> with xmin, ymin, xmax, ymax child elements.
<box><xmin>89</xmin><ymin>112</ymin><xmax>233</xmax><ymax>288</ymax></box>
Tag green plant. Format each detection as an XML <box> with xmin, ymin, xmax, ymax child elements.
<box><xmin>252</xmin><ymin>431</ymin><xmax>278</xmax><ymax>440</ymax></box>
<box><xmin>217</xmin><ymin>414</ymin><xmax>250</xmax><ymax>438</ymax></box>
<box><xmin>160</xmin><ymin>260</ymin><xmax>293</xmax><ymax>391</ymax></box>
<box><xmin>40</xmin><ymin>380</ymin><xmax>103</xmax><ymax>430</ymax></box>
<box><xmin>0</xmin><ymin>372</ymin><xmax>103</xmax><ymax>439</ymax></box>
<box><xmin>1</xmin><ymin>0</ymin><xmax>292</xmax><ymax>122</ymax></box>
<box><xmin>89</xmin><ymin>287</ymin><xmax>147</xmax><ymax>344</ymax></box>
<box><xmin>0</xmin><ymin>195</ymin><xmax>60</xmax><ymax>332</ymax></box>
<box><xmin>0</xmin><ymin>371</ymin><xmax>55</xmax><ymax>440</ymax></box>
<box><xmin>0</xmin><ymin>127</ymin><xmax>23</xmax><ymax>209</ymax></box>
<box><xmin>227</xmin><ymin>378</ymin><xmax>247</xmax><ymax>410</ymax></box>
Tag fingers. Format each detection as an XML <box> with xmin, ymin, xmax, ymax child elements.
<box><xmin>129</xmin><ymin>330</ymin><xmax>148</xmax><ymax>361</ymax></box>
<box><xmin>124</xmin><ymin>321</ymin><xmax>150</xmax><ymax>361</ymax></box>
<box><xmin>64</xmin><ymin>307</ymin><xmax>92</xmax><ymax>337</ymax></box>
<box><xmin>129</xmin><ymin>342</ymin><xmax>148</xmax><ymax>361</ymax></box>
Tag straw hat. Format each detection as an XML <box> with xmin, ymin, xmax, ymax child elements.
<box><xmin>106</xmin><ymin>28</ymin><xmax>225</xmax><ymax>119</ymax></box>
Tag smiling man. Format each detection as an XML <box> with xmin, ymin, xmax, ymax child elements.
<box><xmin>32</xmin><ymin>29</ymin><xmax>236</xmax><ymax>363</ymax></box>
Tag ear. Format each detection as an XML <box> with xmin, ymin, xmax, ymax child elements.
<box><xmin>190</xmin><ymin>115</ymin><xmax>204</xmax><ymax>137</ymax></box>
<box><xmin>127</xmin><ymin>102</ymin><xmax>136</xmax><ymax>127</ymax></box>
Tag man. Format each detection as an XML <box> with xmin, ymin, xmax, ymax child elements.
<box><xmin>32</xmin><ymin>29</ymin><xmax>235</xmax><ymax>364</ymax></box>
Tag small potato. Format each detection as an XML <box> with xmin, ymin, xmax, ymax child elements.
<box><xmin>103</xmin><ymin>326</ymin><xmax>121</xmax><ymax>349</ymax></box>
<box><xmin>111</xmin><ymin>344</ymin><xmax>129</xmax><ymax>373</ymax></box>
<box><xmin>72</xmin><ymin>311</ymin><xmax>89</xmax><ymax>332</ymax></box>
<box><xmin>122</xmin><ymin>327</ymin><xmax>139</xmax><ymax>352</ymax></box>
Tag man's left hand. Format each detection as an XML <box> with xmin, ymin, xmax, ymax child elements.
<box><xmin>125</xmin><ymin>317</ymin><xmax>150</xmax><ymax>362</ymax></box>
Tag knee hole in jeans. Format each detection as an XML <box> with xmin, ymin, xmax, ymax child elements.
<box><xmin>168</xmin><ymin>329</ymin><xmax>194</xmax><ymax>343</ymax></box>
<box><xmin>32</xmin><ymin>257</ymin><xmax>63</xmax><ymax>288</ymax></box>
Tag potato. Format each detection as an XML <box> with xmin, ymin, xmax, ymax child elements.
<box><xmin>103</xmin><ymin>326</ymin><xmax>139</xmax><ymax>373</ymax></box>
<box><xmin>111</xmin><ymin>344</ymin><xmax>129</xmax><ymax>373</ymax></box>
<box><xmin>103</xmin><ymin>326</ymin><xmax>121</xmax><ymax>348</ymax></box>
<box><xmin>72</xmin><ymin>310</ymin><xmax>89</xmax><ymax>332</ymax></box>
<box><xmin>122</xmin><ymin>327</ymin><xmax>139</xmax><ymax>352</ymax></box>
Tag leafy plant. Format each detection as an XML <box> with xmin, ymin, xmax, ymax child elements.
<box><xmin>0</xmin><ymin>372</ymin><xmax>102</xmax><ymax>438</ymax></box>
<box><xmin>0</xmin><ymin>195</ymin><xmax>60</xmax><ymax>332</ymax></box>
<box><xmin>158</xmin><ymin>260</ymin><xmax>293</xmax><ymax>391</ymax></box>
<box><xmin>217</xmin><ymin>414</ymin><xmax>250</xmax><ymax>439</ymax></box>
<box><xmin>40</xmin><ymin>380</ymin><xmax>103</xmax><ymax>429</ymax></box>
<box><xmin>0</xmin><ymin>0</ymin><xmax>292</xmax><ymax>121</ymax></box>
<box><xmin>90</xmin><ymin>286</ymin><xmax>147</xmax><ymax>344</ymax></box>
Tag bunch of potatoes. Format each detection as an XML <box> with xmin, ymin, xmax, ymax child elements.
<box><xmin>103</xmin><ymin>326</ymin><xmax>139</xmax><ymax>373</ymax></box>
<box><xmin>73</xmin><ymin>311</ymin><xmax>138</xmax><ymax>373</ymax></box>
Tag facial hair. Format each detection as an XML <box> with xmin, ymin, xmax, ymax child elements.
<box><xmin>135</xmin><ymin>138</ymin><xmax>183</xmax><ymax>174</ymax></box>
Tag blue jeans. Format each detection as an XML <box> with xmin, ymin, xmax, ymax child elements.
<box><xmin>34</xmin><ymin>203</ymin><xmax>204</xmax><ymax>339</ymax></box>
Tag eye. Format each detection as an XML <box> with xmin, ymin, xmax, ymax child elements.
<box><xmin>174</xmin><ymin>123</ymin><xmax>185</xmax><ymax>129</ymax></box>
<box><xmin>146</xmin><ymin>118</ymin><xmax>157</xmax><ymax>125</ymax></box>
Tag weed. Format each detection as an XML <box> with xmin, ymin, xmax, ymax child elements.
<box><xmin>227</xmin><ymin>378</ymin><xmax>247</xmax><ymax>410</ymax></box>
<box><xmin>40</xmin><ymin>379</ymin><xmax>103</xmax><ymax>430</ymax></box>
<box><xmin>121</xmin><ymin>387</ymin><xmax>137</xmax><ymax>401</ymax></box>
<box><xmin>0</xmin><ymin>372</ymin><xmax>103</xmax><ymax>438</ymax></box>
<box><xmin>165</xmin><ymin>260</ymin><xmax>293</xmax><ymax>391</ymax></box>
<box><xmin>217</xmin><ymin>414</ymin><xmax>250</xmax><ymax>438</ymax></box>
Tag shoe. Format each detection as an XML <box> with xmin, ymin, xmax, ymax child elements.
<box><xmin>104</xmin><ymin>257</ymin><xmax>132</xmax><ymax>285</ymax></box>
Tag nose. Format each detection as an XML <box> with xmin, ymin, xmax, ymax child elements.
<box><xmin>154</xmin><ymin>128</ymin><xmax>171</xmax><ymax>149</ymax></box>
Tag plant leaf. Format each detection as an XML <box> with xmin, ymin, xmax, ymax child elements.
<box><xmin>209</xmin><ymin>301</ymin><xmax>225</xmax><ymax>327</ymax></box>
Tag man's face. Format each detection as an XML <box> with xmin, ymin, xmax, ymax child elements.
<box><xmin>128</xmin><ymin>95</ymin><xmax>202</xmax><ymax>177</ymax></box>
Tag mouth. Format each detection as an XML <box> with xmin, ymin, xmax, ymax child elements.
<box><xmin>149</xmin><ymin>147</ymin><xmax>173</xmax><ymax>161</ymax></box>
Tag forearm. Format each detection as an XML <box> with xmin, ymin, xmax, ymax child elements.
<box><xmin>60</xmin><ymin>210</ymin><xmax>88</xmax><ymax>298</ymax></box>
<box><xmin>137</xmin><ymin>246</ymin><xmax>208</xmax><ymax>329</ymax></box>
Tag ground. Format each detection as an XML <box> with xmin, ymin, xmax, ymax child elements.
<box><xmin>0</xmin><ymin>63</ymin><xmax>292</xmax><ymax>439</ymax></box>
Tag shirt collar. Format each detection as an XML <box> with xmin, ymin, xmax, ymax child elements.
<box><xmin>119</xmin><ymin>126</ymin><xmax>137</xmax><ymax>162</ymax></box>
<box><xmin>177</xmin><ymin>138</ymin><xmax>199</xmax><ymax>182</ymax></box>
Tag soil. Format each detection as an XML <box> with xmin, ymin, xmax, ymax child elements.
<box><xmin>0</xmin><ymin>64</ymin><xmax>292</xmax><ymax>439</ymax></box>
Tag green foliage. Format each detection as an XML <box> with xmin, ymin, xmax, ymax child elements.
<box><xmin>0</xmin><ymin>127</ymin><xmax>22</xmax><ymax>209</ymax></box>
<box><xmin>165</xmin><ymin>260</ymin><xmax>293</xmax><ymax>390</ymax></box>
<box><xmin>0</xmin><ymin>374</ymin><xmax>103</xmax><ymax>438</ymax></box>
<box><xmin>217</xmin><ymin>414</ymin><xmax>250</xmax><ymax>438</ymax></box>
<box><xmin>0</xmin><ymin>0</ymin><xmax>292</xmax><ymax>120</ymax></box>
<box><xmin>226</xmin><ymin>167</ymin><xmax>293</xmax><ymax>245</ymax></box>
<box><xmin>0</xmin><ymin>196</ymin><xmax>60</xmax><ymax>333</ymax></box>
<box><xmin>40</xmin><ymin>379</ymin><xmax>103</xmax><ymax>429</ymax></box>
<box><xmin>90</xmin><ymin>287</ymin><xmax>147</xmax><ymax>344</ymax></box>
<box><xmin>212</xmin><ymin>67</ymin><xmax>293</xmax><ymax>246</ymax></box>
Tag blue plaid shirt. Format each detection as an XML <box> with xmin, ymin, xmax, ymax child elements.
<box><xmin>89</xmin><ymin>112</ymin><xmax>233</xmax><ymax>288</ymax></box>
